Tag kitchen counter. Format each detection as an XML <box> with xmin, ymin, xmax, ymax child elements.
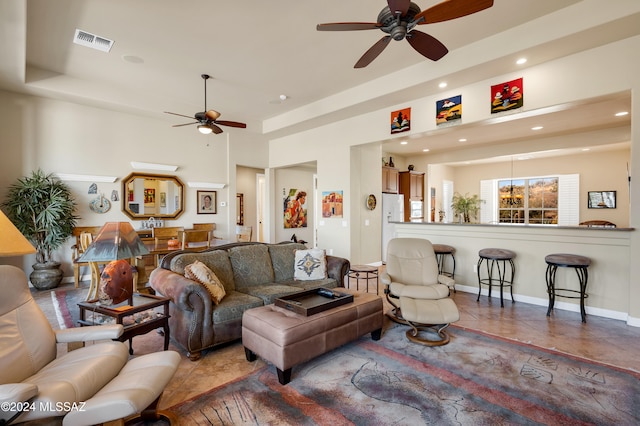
<box><xmin>388</xmin><ymin>221</ymin><xmax>636</xmax><ymax>325</ymax></box>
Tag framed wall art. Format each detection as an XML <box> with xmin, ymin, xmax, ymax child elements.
<box><xmin>322</xmin><ymin>191</ymin><xmax>343</xmax><ymax>218</ymax></box>
<box><xmin>491</xmin><ymin>77</ymin><xmax>523</xmax><ymax>113</ymax></box>
<box><xmin>588</xmin><ymin>191</ymin><xmax>616</xmax><ymax>209</ymax></box>
<box><xmin>144</xmin><ymin>188</ymin><xmax>155</xmax><ymax>205</ymax></box>
<box><xmin>197</xmin><ymin>190</ymin><xmax>217</xmax><ymax>214</ymax></box>
<box><xmin>284</xmin><ymin>188</ymin><xmax>307</xmax><ymax>228</ymax></box>
<box><xmin>391</xmin><ymin>107</ymin><xmax>411</xmax><ymax>134</ymax></box>
<box><xmin>436</xmin><ymin>95</ymin><xmax>462</xmax><ymax>125</ymax></box>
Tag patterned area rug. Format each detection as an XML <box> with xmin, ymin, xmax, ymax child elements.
<box><xmin>170</xmin><ymin>323</ymin><xmax>640</xmax><ymax>425</ymax></box>
<box><xmin>46</xmin><ymin>287</ymin><xmax>85</xmax><ymax>328</ymax></box>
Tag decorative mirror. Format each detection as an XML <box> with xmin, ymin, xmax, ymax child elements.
<box><xmin>236</xmin><ymin>193</ymin><xmax>244</xmax><ymax>225</ymax></box>
<box><xmin>121</xmin><ymin>172</ymin><xmax>185</xmax><ymax>220</ymax></box>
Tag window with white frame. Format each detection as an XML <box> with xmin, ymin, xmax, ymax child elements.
<box><xmin>480</xmin><ymin>174</ymin><xmax>579</xmax><ymax>226</ymax></box>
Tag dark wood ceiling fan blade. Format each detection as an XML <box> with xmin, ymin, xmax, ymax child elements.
<box><xmin>317</xmin><ymin>22</ymin><xmax>381</xmax><ymax>31</ymax></box>
<box><xmin>387</xmin><ymin>0</ymin><xmax>410</xmax><ymax>16</ymax></box>
<box><xmin>415</xmin><ymin>0</ymin><xmax>494</xmax><ymax>25</ymax></box>
<box><xmin>172</xmin><ymin>122</ymin><xmax>198</xmax><ymax>127</ymax></box>
<box><xmin>211</xmin><ymin>124</ymin><xmax>224</xmax><ymax>134</ymax></box>
<box><xmin>215</xmin><ymin>120</ymin><xmax>247</xmax><ymax>129</ymax></box>
<box><xmin>165</xmin><ymin>111</ymin><xmax>196</xmax><ymax>120</ymax></box>
<box><xmin>406</xmin><ymin>30</ymin><xmax>448</xmax><ymax>61</ymax></box>
<box><xmin>205</xmin><ymin>110</ymin><xmax>221</xmax><ymax>121</ymax></box>
<box><xmin>354</xmin><ymin>36</ymin><xmax>392</xmax><ymax>68</ymax></box>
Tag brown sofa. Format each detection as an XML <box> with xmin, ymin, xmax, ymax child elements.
<box><xmin>149</xmin><ymin>241</ymin><xmax>350</xmax><ymax>360</ymax></box>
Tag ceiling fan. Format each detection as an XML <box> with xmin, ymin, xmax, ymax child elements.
<box><xmin>317</xmin><ymin>0</ymin><xmax>494</xmax><ymax>68</ymax></box>
<box><xmin>164</xmin><ymin>74</ymin><xmax>247</xmax><ymax>135</ymax></box>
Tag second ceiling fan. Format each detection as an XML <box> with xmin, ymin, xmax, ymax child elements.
<box><xmin>317</xmin><ymin>0</ymin><xmax>494</xmax><ymax>68</ymax></box>
<box><xmin>165</xmin><ymin>74</ymin><xmax>246</xmax><ymax>135</ymax></box>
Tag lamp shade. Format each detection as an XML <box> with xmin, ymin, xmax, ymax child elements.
<box><xmin>78</xmin><ymin>222</ymin><xmax>149</xmax><ymax>262</ymax></box>
<box><xmin>0</xmin><ymin>211</ymin><xmax>36</xmax><ymax>257</ymax></box>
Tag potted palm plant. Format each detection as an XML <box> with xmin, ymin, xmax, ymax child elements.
<box><xmin>451</xmin><ymin>192</ymin><xmax>483</xmax><ymax>223</ymax></box>
<box><xmin>2</xmin><ymin>169</ymin><xmax>78</xmax><ymax>289</ymax></box>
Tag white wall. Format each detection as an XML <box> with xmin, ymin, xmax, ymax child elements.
<box><xmin>0</xmin><ymin>90</ymin><xmax>269</xmax><ymax>277</ymax></box>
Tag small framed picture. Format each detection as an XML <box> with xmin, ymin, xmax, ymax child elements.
<box><xmin>197</xmin><ymin>191</ymin><xmax>217</xmax><ymax>214</ymax></box>
<box><xmin>588</xmin><ymin>191</ymin><xmax>616</xmax><ymax>209</ymax></box>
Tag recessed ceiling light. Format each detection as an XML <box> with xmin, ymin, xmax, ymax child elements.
<box><xmin>400</xmin><ymin>141</ymin><xmax>408</xmax><ymax>145</ymax></box>
<box><xmin>279</xmin><ymin>94</ymin><xmax>288</xmax><ymax>101</ymax></box>
<box><xmin>438</xmin><ymin>82</ymin><xmax>447</xmax><ymax>88</ymax></box>
<box><xmin>122</xmin><ymin>55</ymin><xmax>144</xmax><ymax>64</ymax></box>
<box><xmin>531</xmin><ymin>126</ymin><xmax>543</xmax><ymax>131</ymax></box>
<box><xmin>458</xmin><ymin>138</ymin><xmax>467</xmax><ymax>142</ymax></box>
<box><xmin>516</xmin><ymin>58</ymin><xmax>527</xmax><ymax>65</ymax></box>
<box><xmin>422</xmin><ymin>148</ymin><xmax>430</xmax><ymax>152</ymax></box>
<box><xmin>615</xmin><ymin>111</ymin><xmax>629</xmax><ymax>117</ymax></box>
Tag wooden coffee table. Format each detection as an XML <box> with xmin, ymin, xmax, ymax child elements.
<box><xmin>78</xmin><ymin>293</ymin><xmax>170</xmax><ymax>355</ymax></box>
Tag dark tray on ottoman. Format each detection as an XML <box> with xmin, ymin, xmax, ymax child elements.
<box><xmin>275</xmin><ymin>288</ymin><xmax>354</xmax><ymax>316</ymax></box>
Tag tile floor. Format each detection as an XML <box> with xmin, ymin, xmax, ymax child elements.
<box><xmin>38</xmin><ymin>274</ymin><xmax>640</xmax><ymax>413</ymax></box>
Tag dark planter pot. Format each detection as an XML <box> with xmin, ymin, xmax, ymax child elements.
<box><xmin>30</xmin><ymin>261</ymin><xmax>63</xmax><ymax>290</ymax></box>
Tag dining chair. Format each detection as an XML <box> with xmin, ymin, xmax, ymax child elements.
<box><xmin>152</xmin><ymin>226</ymin><xmax>184</xmax><ymax>243</ymax></box>
<box><xmin>236</xmin><ymin>225</ymin><xmax>252</xmax><ymax>242</ymax></box>
<box><xmin>71</xmin><ymin>226</ymin><xmax>104</xmax><ymax>288</ymax></box>
<box><xmin>180</xmin><ymin>229</ymin><xmax>211</xmax><ymax>249</ymax></box>
<box><xmin>193</xmin><ymin>222</ymin><xmax>217</xmax><ymax>239</ymax></box>
<box><xmin>152</xmin><ymin>226</ymin><xmax>184</xmax><ymax>265</ymax></box>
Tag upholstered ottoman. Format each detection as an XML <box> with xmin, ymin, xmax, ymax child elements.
<box><xmin>242</xmin><ymin>288</ymin><xmax>383</xmax><ymax>384</ymax></box>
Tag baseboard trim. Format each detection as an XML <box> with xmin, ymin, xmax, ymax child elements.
<box><xmin>455</xmin><ymin>285</ymin><xmax>634</xmax><ymax>325</ymax></box>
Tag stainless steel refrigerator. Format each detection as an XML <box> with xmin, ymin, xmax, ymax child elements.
<box><xmin>381</xmin><ymin>193</ymin><xmax>404</xmax><ymax>263</ymax></box>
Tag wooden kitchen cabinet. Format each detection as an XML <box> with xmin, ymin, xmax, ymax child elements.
<box><xmin>382</xmin><ymin>166</ymin><xmax>399</xmax><ymax>193</ymax></box>
<box><xmin>400</xmin><ymin>171</ymin><xmax>425</xmax><ymax>221</ymax></box>
<box><xmin>399</xmin><ymin>171</ymin><xmax>424</xmax><ymax>200</ymax></box>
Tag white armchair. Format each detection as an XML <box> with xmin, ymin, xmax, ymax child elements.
<box><xmin>0</xmin><ymin>265</ymin><xmax>180</xmax><ymax>425</ymax></box>
<box><xmin>382</xmin><ymin>238</ymin><xmax>460</xmax><ymax>346</ymax></box>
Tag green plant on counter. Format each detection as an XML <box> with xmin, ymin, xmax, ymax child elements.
<box><xmin>451</xmin><ymin>192</ymin><xmax>483</xmax><ymax>223</ymax></box>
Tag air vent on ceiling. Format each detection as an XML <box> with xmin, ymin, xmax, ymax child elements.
<box><xmin>73</xmin><ymin>29</ymin><xmax>114</xmax><ymax>52</ymax></box>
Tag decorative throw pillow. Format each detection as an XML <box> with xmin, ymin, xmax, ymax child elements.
<box><xmin>184</xmin><ymin>260</ymin><xmax>226</xmax><ymax>304</ymax></box>
<box><xmin>294</xmin><ymin>248</ymin><xmax>327</xmax><ymax>281</ymax></box>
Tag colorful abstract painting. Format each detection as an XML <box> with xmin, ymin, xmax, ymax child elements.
<box><xmin>491</xmin><ymin>78</ymin><xmax>523</xmax><ymax>113</ymax></box>
<box><xmin>391</xmin><ymin>107</ymin><xmax>411</xmax><ymax>133</ymax></box>
<box><xmin>284</xmin><ymin>188</ymin><xmax>307</xmax><ymax>228</ymax></box>
<box><xmin>436</xmin><ymin>95</ymin><xmax>462</xmax><ymax>125</ymax></box>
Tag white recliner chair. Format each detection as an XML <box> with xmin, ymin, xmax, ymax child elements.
<box><xmin>0</xmin><ymin>265</ymin><xmax>180</xmax><ymax>425</ymax></box>
<box><xmin>381</xmin><ymin>238</ymin><xmax>460</xmax><ymax>346</ymax></box>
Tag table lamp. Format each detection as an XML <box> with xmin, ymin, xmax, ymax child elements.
<box><xmin>0</xmin><ymin>210</ymin><xmax>37</xmax><ymax>257</ymax></box>
<box><xmin>78</xmin><ymin>222</ymin><xmax>149</xmax><ymax>305</ymax></box>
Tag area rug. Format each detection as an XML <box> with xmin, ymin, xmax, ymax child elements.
<box><xmin>48</xmin><ymin>287</ymin><xmax>85</xmax><ymax>328</ymax></box>
<box><xmin>170</xmin><ymin>323</ymin><xmax>640</xmax><ymax>425</ymax></box>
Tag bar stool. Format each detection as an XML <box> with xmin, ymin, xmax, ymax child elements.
<box><xmin>545</xmin><ymin>253</ymin><xmax>591</xmax><ymax>323</ymax></box>
<box><xmin>477</xmin><ymin>248</ymin><xmax>516</xmax><ymax>307</ymax></box>
<box><xmin>433</xmin><ymin>244</ymin><xmax>456</xmax><ymax>292</ymax></box>
<box><xmin>348</xmin><ymin>265</ymin><xmax>379</xmax><ymax>295</ymax></box>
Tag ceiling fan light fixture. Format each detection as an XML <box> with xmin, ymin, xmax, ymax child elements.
<box><xmin>198</xmin><ymin>124</ymin><xmax>213</xmax><ymax>134</ymax></box>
